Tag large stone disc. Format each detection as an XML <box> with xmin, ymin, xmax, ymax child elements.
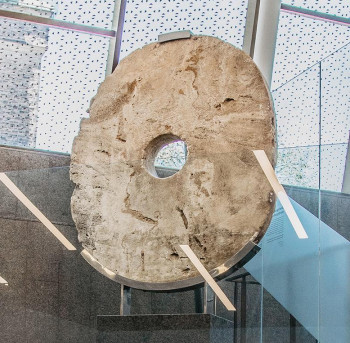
<box><xmin>71</xmin><ymin>35</ymin><xmax>276</xmax><ymax>290</ymax></box>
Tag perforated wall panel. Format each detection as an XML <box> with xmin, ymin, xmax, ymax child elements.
<box><xmin>35</xmin><ymin>29</ymin><xmax>110</xmax><ymax>153</ymax></box>
<box><xmin>273</xmin><ymin>65</ymin><xmax>320</xmax><ymax>149</ymax></box>
<box><xmin>272</xmin><ymin>12</ymin><xmax>350</xmax><ymax>90</ymax></box>
<box><xmin>273</xmin><ymin>38</ymin><xmax>350</xmax><ymax>192</ymax></box>
<box><xmin>321</xmin><ymin>43</ymin><xmax>350</xmax><ymax>145</ymax></box>
<box><xmin>119</xmin><ymin>0</ymin><xmax>248</xmax><ymax>61</ymax></box>
<box><xmin>52</xmin><ymin>0</ymin><xmax>115</xmax><ymax>29</ymax></box>
<box><xmin>321</xmin><ymin>144</ymin><xmax>348</xmax><ymax>192</ymax></box>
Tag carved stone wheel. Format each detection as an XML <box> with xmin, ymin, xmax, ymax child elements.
<box><xmin>70</xmin><ymin>35</ymin><xmax>276</xmax><ymax>290</ymax></box>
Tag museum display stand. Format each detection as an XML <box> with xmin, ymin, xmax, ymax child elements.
<box><xmin>97</xmin><ymin>314</ymin><xmax>233</xmax><ymax>343</ymax></box>
<box><xmin>96</xmin><ymin>283</ymin><xmax>234</xmax><ymax>343</ymax></box>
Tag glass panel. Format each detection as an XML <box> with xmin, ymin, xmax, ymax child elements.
<box><xmin>0</xmin><ymin>17</ymin><xmax>111</xmax><ymax>153</ymax></box>
<box><xmin>120</xmin><ymin>0</ymin><xmax>249</xmax><ymax>60</ymax></box>
<box><xmin>272</xmin><ymin>65</ymin><xmax>320</xmax><ymax>148</ymax></box>
<box><xmin>223</xmin><ymin>258</ymin><xmax>263</xmax><ymax>342</ymax></box>
<box><xmin>245</xmin><ymin>197</ymin><xmax>321</xmax><ymax>342</ymax></box>
<box><xmin>320</xmin><ymin>143</ymin><xmax>347</xmax><ymax>192</ymax></box>
<box><xmin>319</xmin><ymin>174</ymin><xmax>350</xmax><ymax>342</ymax></box>
<box><xmin>318</xmin><ymin>41</ymin><xmax>350</xmax><ymax>191</ymax></box>
<box><xmin>282</xmin><ymin>0</ymin><xmax>350</xmax><ymax>19</ymax></box>
<box><xmin>0</xmin><ymin>0</ymin><xmax>116</xmax><ymax>29</ymax></box>
<box><xmin>272</xmin><ymin>63</ymin><xmax>320</xmax><ymax>191</ymax></box>
<box><xmin>319</xmin><ymin>204</ymin><xmax>350</xmax><ymax>342</ymax></box>
<box><xmin>319</xmin><ymin>40</ymin><xmax>350</xmax><ymax>342</ymax></box>
<box><xmin>321</xmin><ymin>43</ymin><xmax>350</xmax><ymax>145</ymax></box>
<box><xmin>272</xmin><ymin>12</ymin><xmax>350</xmax><ymax>90</ymax></box>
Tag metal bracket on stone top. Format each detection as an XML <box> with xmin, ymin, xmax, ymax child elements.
<box><xmin>158</xmin><ymin>30</ymin><xmax>192</xmax><ymax>43</ymax></box>
<box><xmin>120</xmin><ymin>284</ymin><xmax>131</xmax><ymax>315</ymax></box>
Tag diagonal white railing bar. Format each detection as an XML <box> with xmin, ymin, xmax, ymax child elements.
<box><xmin>253</xmin><ymin>150</ymin><xmax>308</xmax><ymax>239</ymax></box>
<box><xmin>180</xmin><ymin>244</ymin><xmax>236</xmax><ymax>311</ymax></box>
<box><xmin>0</xmin><ymin>173</ymin><xmax>76</xmax><ymax>250</ymax></box>
<box><xmin>0</xmin><ymin>275</ymin><xmax>8</xmax><ymax>285</ymax></box>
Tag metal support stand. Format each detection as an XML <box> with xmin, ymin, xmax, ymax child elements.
<box><xmin>228</xmin><ymin>272</ymin><xmax>258</xmax><ymax>343</ymax></box>
<box><xmin>120</xmin><ymin>284</ymin><xmax>131</xmax><ymax>315</ymax></box>
<box><xmin>119</xmin><ymin>282</ymin><xmax>220</xmax><ymax>316</ymax></box>
<box><xmin>290</xmin><ymin>314</ymin><xmax>296</xmax><ymax>343</ymax></box>
<box><xmin>203</xmin><ymin>282</ymin><xmax>216</xmax><ymax>315</ymax></box>
<box><xmin>194</xmin><ymin>287</ymin><xmax>203</xmax><ymax>313</ymax></box>
<box><xmin>240</xmin><ymin>276</ymin><xmax>247</xmax><ymax>343</ymax></box>
<box><xmin>233</xmin><ymin>282</ymin><xmax>238</xmax><ymax>343</ymax></box>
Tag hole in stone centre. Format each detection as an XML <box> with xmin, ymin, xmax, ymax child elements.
<box><xmin>145</xmin><ymin>134</ymin><xmax>187</xmax><ymax>178</ymax></box>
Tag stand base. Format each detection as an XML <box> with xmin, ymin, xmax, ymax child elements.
<box><xmin>97</xmin><ymin>314</ymin><xmax>233</xmax><ymax>343</ymax></box>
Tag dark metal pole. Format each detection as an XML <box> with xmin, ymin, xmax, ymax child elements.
<box><xmin>290</xmin><ymin>315</ymin><xmax>296</xmax><ymax>343</ymax></box>
<box><xmin>203</xmin><ymin>282</ymin><xmax>215</xmax><ymax>314</ymax></box>
<box><xmin>112</xmin><ymin>0</ymin><xmax>127</xmax><ymax>72</ymax></box>
<box><xmin>240</xmin><ymin>276</ymin><xmax>247</xmax><ymax>343</ymax></box>
<box><xmin>242</xmin><ymin>0</ymin><xmax>260</xmax><ymax>58</ymax></box>
<box><xmin>233</xmin><ymin>282</ymin><xmax>238</xmax><ymax>343</ymax></box>
<box><xmin>194</xmin><ymin>286</ymin><xmax>203</xmax><ymax>313</ymax></box>
<box><xmin>120</xmin><ymin>284</ymin><xmax>131</xmax><ymax>315</ymax></box>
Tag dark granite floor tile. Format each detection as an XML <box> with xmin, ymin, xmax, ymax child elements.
<box><xmin>26</xmin><ymin>257</ymin><xmax>60</xmax><ymax>282</ymax></box>
<box><xmin>57</xmin><ymin>223</ymin><xmax>80</xmax><ymax>250</ymax></box>
<box><xmin>150</xmin><ymin>288</ymin><xmax>196</xmax><ymax>314</ymax></box>
<box><xmin>26</xmin><ymin>221</ymin><xmax>64</xmax><ymax>259</ymax></box>
<box><xmin>262</xmin><ymin>290</ymin><xmax>290</xmax><ymax>343</ymax></box>
<box><xmin>16</xmin><ymin>168</ymin><xmax>50</xmax><ymax>221</ymax></box>
<box><xmin>58</xmin><ymin>255</ymin><xmax>92</xmax><ymax>326</ymax></box>
<box><xmin>18</xmin><ymin>150</ymin><xmax>51</xmax><ymax>171</ymax></box>
<box><xmin>46</xmin><ymin>167</ymin><xmax>75</xmax><ymax>225</ymax></box>
<box><xmin>25</xmin><ymin>280</ymin><xmax>59</xmax><ymax>316</ymax></box>
<box><xmin>131</xmin><ymin>289</ymin><xmax>152</xmax><ymax>315</ymax></box>
<box><xmin>25</xmin><ymin>309</ymin><xmax>59</xmax><ymax>343</ymax></box>
<box><xmin>97</xmin><ymin>314</ymin><xmax>233</xmax><ymax>343</ymax></box>
<box><xmin>0</xmin><ymin>303</ymin><xmax>27</xmax><ymax>343</ymax></box>
<box><xmin>0</xmin><ymin>147</ymin><xmax>20</xmax><ymax>172</ymax></box>
<box><xmin>320</xmin><ymin>193</ymin><xmax>338</xmax><ymax>230</ymax></box>
<box><xmin>0</xmin><ymin>217</ymin><xmax>27</xmax><ymax>257</ymax></box>
<box><xmin>91</xmin><ymin>269</ymin><xmax>121</xmax><ymax>316</ymax></box>
<box><xmin>49</xmin><ymin>154</ymin><xmax>71</xmax><ymax>168</ymax></box>
<box><xmin>58</xmin><ymin>318</ymin><xmax>97</xmax><ymax>343</ymax></box>
<box><xmin>0</xmin><ymin>176</ymin><xmax>19</xmax><ymax>219</ymax></box>
<box><xmin>337</xmin><ymin>195</ymin><xmax>350</xmax><ymax>240</ymax></box>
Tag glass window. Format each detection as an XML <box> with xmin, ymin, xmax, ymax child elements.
<box><xmin>120</xmin><ymin>0</ymin><xmax>249</xmax><ymax>60</ymax></box>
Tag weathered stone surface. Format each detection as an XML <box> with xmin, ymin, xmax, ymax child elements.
<box><xmin>70</xmin><ymin>36</ymin><xmax>276</xmax><ymax>288</ymax></box>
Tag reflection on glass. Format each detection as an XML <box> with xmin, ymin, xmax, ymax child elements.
<box><xmin>272</xmin><ymin>12</ymin><xmax>350</xmax><ymax>90</ymax></box>
<box><xmin>0</xmin><ymin>172</ymin><xmax>76</xmax><ymax>250</ymax></box>
<box><xmin>0</xmin><ymin>18</ymin><xmax>111</xmax><ymax>153</ymax></box>
<box><xmin>273</xmin><ymin>42</ymin><xmax>350</xmax><ymax>194</ymax></box>
<box><xmin>0</xmin><ymin>0</ymin><xmax>115</xmax><ymax>29</ymax></box>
